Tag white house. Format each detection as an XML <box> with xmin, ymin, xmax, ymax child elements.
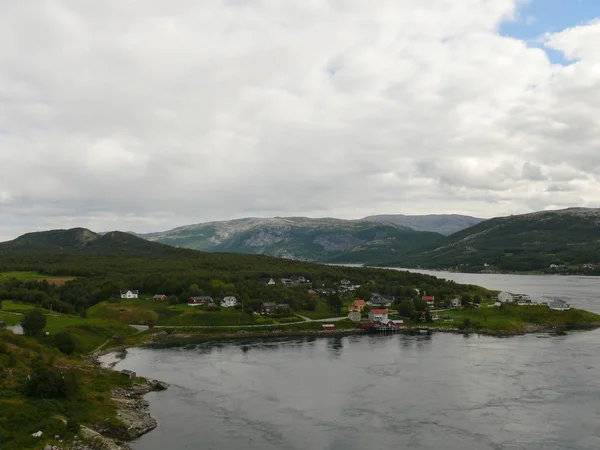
<box><xmin>220</xmin><ymin>296</ymin><xmax>238</xmax><ymax>308</ymax></box>
<box><xmin>548</xmin><ymin>299</ymin><xmax>571</xmax><ymax>311</ymax></box>
<box><xmin>9</xmin><ymin>323</ymin><xmax>24</xmax><ymax>335</ymax></box>
<box><xmin>451</xmin><ymin>297</ymin><xmax>462</xmax><ymax>307</ymax></box>
<box><xmin>120</xmin><ymin>290</ymin><xmax>139</xmax><ymax>299</ymax></box>
<box><xmin>368</xmin><ymin>308</ymin><xmax>389</xmax><ymax>323</ymax></box>
<box><xmin>497</xmin><ymin>291</ymin><xmax>514</xmax><ymax>303</ymax></box>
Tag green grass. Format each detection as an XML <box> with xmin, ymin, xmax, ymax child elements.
<box><xmin>166</xmin><ymin>309</ymin><xmax>256</xmax><ymax>326</ymax></box>
<box><xmin>0</xmin><ymin>332</ymin><xmax>135</xmax><ymax>450</ymax></box>
<box><xmin>1</xmin><ymin>300</ymin><xmax>35</xmax><ymax>312</ymax></box>
<box><xmin>297</xmin><ymin>302</ymin><xmax>340</xmax><ymax>320</ymax></box>
<box><xmin>426</xmin><ymin>305</ymin><xmax>600</xmax><ymax>332</ymax></box>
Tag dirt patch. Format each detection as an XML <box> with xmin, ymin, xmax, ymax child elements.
<box><xmin>36</xmin><ymin>276</ymin><xmax>76</xmax><ymax>286</ymax></box>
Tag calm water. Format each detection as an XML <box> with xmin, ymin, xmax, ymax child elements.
<box><xmin>105</xmin><ymin>272</ymin><xmax>600</xmax><ymax>450</ymax></box>
<box><xmin>394</xmin><ymin>269</ymin><xmax>600</xmax><ymax>313</ymax></box>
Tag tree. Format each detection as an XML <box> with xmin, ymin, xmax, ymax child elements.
<box><xmin>326</xmin><ymin>293</ymin><xmax>343</xmax><ymax>313</ymax></box>
<box><xmin>22</xmin><ymin>309</ymin><xmax>47</xmax><ymax>336</ymax></box>
<box><xmin>54</xmin><ymin>331</ymin><xmax>76</xmax><ymax>354</ymax></box>
<box><xmin>462</xmin><ymin>294</ymin><xmax>472</xmax><ymax>306</ymax></box>
<box><xmin>413</xmin><ymin>298</ymin><xmax>427</xmax><ymax>312</ymax></box>
<box><xmin>397</xmin><ymin>299</ymin><xmax>414</xmax><ymax>318</ymax></box>
<box><xmin>473</xmin><ymin>295</ymin><xmax>482</xmax><ymax>305</ymax></box>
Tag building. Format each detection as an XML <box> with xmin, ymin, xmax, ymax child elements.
<box><xmin>451</xmin><ymin>297</ymin><xmax>462</xmax><ymax>307</ymax></box>
<box><xmin>497</xmin><ymin>291</ymin><xmax>514</xmax><ymax>303</ymax></box>
<box><xmin>220</xmin><ymin>296</ymin><xmax>238</xmax><ymax>308</ymax></box>
<box><xmin>9</xmin><ymin>323</ymin><xmax>24</xmax><ymax>335</ymax></box>
<box><xmin>259</xmin><ymin>278</ymin><xmax>277</xmax><ymax>285</ymax></box>
<box><xmin>187</xmin><ymin>296</ymin><xmax>214</xmax><ymax>306</ymax></box>
<box><xmin>368</xmin><ymin>308</ymin><xmax>389</xmax><ymax>323</ymax></box>
<box><xmin>121</xmin><ymin>369</ymin><xmax>137</xmax><ymax>379</ymax></box>
<box><xmin>347</xmin><ymin>311</ymin><xmax>362</xmax><ymax>322</ymax></box>
<box><xmin>422</xmin><ymin>295</ymin><xmax>435</xmax><ymax>306</ymax></box>
<box><xmin>350</xmin><ymin>299</ymin><xmax>367</xmax><ymax>311</ymax></box>
<box><xmin>322</xmin><ymin>324</ymin><xmax>335</xmax><ymax>331</ymax></box>
<box><xmin>261</xmin><ymin>302</ymin><xmax>277</xmax><ymax>315</ymax></box>
<box><xmin>120</xmin><ymin>290</ymin><xmax>139</xmax><ymax>299</ymax></box>
<box><xmin>548</xmin><ymin>299</ymin><xmax>571</xmax><ymax>311</ymax></box>
<box><xmin>153</xmin><ymin>294</ymin><xmax>168</xmax><ymax>302</ymax></box>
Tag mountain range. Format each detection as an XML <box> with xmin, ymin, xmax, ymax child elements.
<box><xmin>3</xmin><ymin>208</ymin><xmax>599</xmax><ymax>272</ymax></box>
<box><xmin>138</xmin><ymin>215</ymin><xmax>480</xmax><ymax>263</ymax></box>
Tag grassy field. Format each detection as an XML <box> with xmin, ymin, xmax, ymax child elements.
<box><xmin>297</xmin><ymin>302</ymin><xmax>341</xmax><ymax>320</ymax></box>
<box><xmin>428</xmin><ymin>304</ymin><xmax>600</xmax><ymax>332</ymax></box>
<box><xmin>0</xmin><ymin>271</ymin><xmax>75</xmax><ymax>285</ymax></box>
<box><xmin>0</xmin><ymin>331</ymin><xmax>135</xmax><ymax>450</ymax></box>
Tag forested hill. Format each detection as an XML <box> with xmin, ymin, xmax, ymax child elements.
<box><xmin>0</xmin><ymin>228</ymin><xmax>488</xmax><ymax>315</ymax></box>
<box><xmin>388</xmin><ymin>207</ymin><xmax>600</xmax><ymax>272</ymax></box>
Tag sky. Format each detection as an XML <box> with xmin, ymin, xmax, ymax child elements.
<box><xmin>1</xmin><ymin>0</ymin><xmax>600</xmax><ymax>241</ymax></box>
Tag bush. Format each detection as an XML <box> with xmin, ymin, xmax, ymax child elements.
<box><xmin>22</xmin><ymin>309</ymin><xmax>46</xmax><ymax>336</ymax></box>
<box><xmin>53</xmin><ymin>331</ymin><xmax>76</xmax><ymax>354</ymax></box>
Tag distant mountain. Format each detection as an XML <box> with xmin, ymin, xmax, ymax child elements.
<box><xmin>362</xmin><ymin>214</ymin><xmax>484</xmax><ymax>235</ymax></box>
<box><xmin>390</xmin><ymin>208</ymin><xmax>600</xmax><ymax>271</ymax></box>
<box><xmin>140</xmin><ymin>217</ymin><xmax>443</xmax><ymax>263</ymax></box>
<box><xmin>0</xmin><ymin>228</ymin><xmax>176</xmax><ymax>256</ymax></box>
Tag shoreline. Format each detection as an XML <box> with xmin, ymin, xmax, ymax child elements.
<box><xmin>87</xmin><ymin>321</ymin><xmax>600</xmax><ymax>449</ymax></box>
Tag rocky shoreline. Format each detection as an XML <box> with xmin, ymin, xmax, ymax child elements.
<box><xmin>66</xmin><ymin>379</ymin><xmax>168</xmax><ymax>450</ymax></box>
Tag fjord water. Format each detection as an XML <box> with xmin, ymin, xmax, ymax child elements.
<box><xmin>107</xmin><ymin>273</ymin><xmax>600</xmax><ymax>450</ymax></box>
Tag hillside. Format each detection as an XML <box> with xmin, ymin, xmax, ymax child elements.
<box><xmin>362</xmin><ymin>214</ymin><xmax>484</xmax><ymax>235</ymax></box>
<box><xmin>140</xmin><ymin>217</ymin><xmax>443</xmax><ymax>263</ymax></box>
<box><xmin>389</xmin><ymin>208</ymin><xmax>600</xmax><ymax>272</ymax></box>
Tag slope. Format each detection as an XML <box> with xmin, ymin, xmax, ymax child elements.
<box><xmin>390</xmin><ymin>208</ymin><xmax>600</xmax><ymax>271</ymax></box>
<box><xmin>140</xmin><ymin>217</ymin><xmax>443</xmax><ymax>263</ymax></box>
<box><xmin>362</xmin><ymin>214</ymin><xmax>484</xmax><ymax>235</ymax></box>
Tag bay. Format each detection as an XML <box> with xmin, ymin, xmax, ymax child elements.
<box><xmin>104</xmin><ymin>271</ymin><xmax>600</xmax><ymax>450</ymax></box>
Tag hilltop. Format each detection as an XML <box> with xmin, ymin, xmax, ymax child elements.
<box><xmin>389</xmin><ymin>208</ymin><xmax>600</xmax><ymax>272</ymax></box>
<box><xmin>139</xmin><ymin>216</ymin><xmax>445</xmax><ymax>263</ymax></box>
<box><xmin>362</xmin><ymin>214</ymin><xmax>484</xmax><ymax>235</ymax></box>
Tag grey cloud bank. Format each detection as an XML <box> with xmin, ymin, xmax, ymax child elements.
<box><xmin>1</xmin><ymin>1</ymin><xmax>599</xmax><ymax>241</ymax></box>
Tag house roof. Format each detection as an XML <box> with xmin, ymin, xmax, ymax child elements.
<box><xmin>352</xmin><ymin>299</ymin><xmax>366</xmax><ymax>306</ymax></box>
<box><xmin>262</xmin><ymin>302</ymin><xmax>276</xmax><ymax>307</ymax></box>
<box><xmin>189</xmin><ymin>296</ymin><xmax>213</xmax><ymax>301</ymax></box>
<box><xmin>422</xmin><ymin>296</ymin><xmax>435</xmax><ymax>301</ymax></box>
<box><xmin>371</xmin><ymin>308</ymin><xmax>388</xmax><ymax>314</ymax></box>
<box><xmin>121</xmin><ymin>290</ymin><xmax>139</xmax><ymax>294</ymax></box>
<box><xmin>153</xmin><ymin>294</ymin><xmax>167</xmax><ymax>298</ymax></box>
<box><xmin>120</xmin><ymin>369</ymin><xmax>136</xmax><ymax>375</ymax></box>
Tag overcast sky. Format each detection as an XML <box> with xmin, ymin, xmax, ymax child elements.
<box><xmin>1</xmin><ymin>0</ymin><xmax>599</xmax><ymax>241</ymax></box>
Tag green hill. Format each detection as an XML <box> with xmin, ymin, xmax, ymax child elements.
<box><xmin>140</xmin><ymin>217</ymin><xmax>444</xmax><ymax>263</ymax></box>
<box><xmin>387</xmin><ymin>208</ymin><xmax>600</xmax><ymax>272</ymax></box>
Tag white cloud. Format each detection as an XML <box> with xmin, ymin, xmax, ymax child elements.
<box><xmin>0</xmin><ymin>0</ymin><xmax>599</xmax><ymax>240</ymax></box>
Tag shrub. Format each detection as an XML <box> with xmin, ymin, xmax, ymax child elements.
<box><xmin>53</xmin><ymin>331</ymin><xmax>76</xmax><ymax>354</ymax></box>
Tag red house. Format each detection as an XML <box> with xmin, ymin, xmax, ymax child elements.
<box><xmin>153</xmin><ymin>294</ymin><xmax>168</xmax><ymax>302</ymax></box>
<box><xmin>422</xmin><ymin>295</ymin><xmax>435</xmax><ymax>306</ymax></box>
<box><xmin>188</xmin><ymin>296</ymin><xmax>214</xmax><ymax>306</ymax></box>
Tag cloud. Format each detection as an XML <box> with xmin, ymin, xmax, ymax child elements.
<box><xmin>0</xmin><ymin>0</ymin><xmax>599</xmax><ymax>240</ymax></box>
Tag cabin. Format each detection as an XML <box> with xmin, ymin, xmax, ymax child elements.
<box><xmin>188</xmin><ymin>296</ymin><xmax>214</xmax><ymax>306</ymax></box>
<box><xmin>422</xmin><ymin>295</ymin><xmax>435</xmax><ymax>306</ymax></box>
<box><xmin>322</xmin><ymin>324</ymin><xmax>335</xmax><ymax>331</ymax></box>
<box><xmin>548</xmin><ymin>299</ymin><xmax>571</xmax><ymax>311</ymax></box>
<box><xmin>350</xmin><ymin>299</ymin><xmax>367</xmax><ymax>311</ymax></box>
<box><xmin>120</xmin><ymin>369</ymin><xmax>137</xmax><ymax>380</ymax></box>
<box><xmin>368</xmin><ymin>308</ymin><xmax>389</xmax><ymax>323</ymax></box>
<box><xmin>220</xmin><ymin>296</ymin><xmax>238</xmax><ymax>308</ymax></box>
<box><xmin>153</xmin><ymin>294</ymin><xmax>168</xmax><ymax>302</ymax></box>
<box><xmin>120</xmin><ymin>290</ymin><xmax>139</xmax><ymax>299</ymax></box>
<box><xmin>261</xmin><ymin>302</ymin><xmax>277</xmax><ymax>315</ymax></box>
<box><xmin>9</xmin><ymin>324</ymin><xmax>24</xmax><ymax>335</ymax></box>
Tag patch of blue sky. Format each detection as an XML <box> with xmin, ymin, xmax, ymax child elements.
<box><xmin>500</xmin><ymin>0</ymin><xmax>600</xmax><ymax>65</ymax></box>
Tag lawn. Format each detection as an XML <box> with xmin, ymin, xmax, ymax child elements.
<box><xmin>166</xmin><ymin>309</ymin><xmax>256</xmax><ymax>326</ymax></box>
<box><xmin>429</xmin><ymin>304</ymin><xmax>600</xmax><ymax>331</ymax></box>
<box><xmin>1</xmin><ymin>300</ymin><xmax>35</xmax><ymax>312</ymax></box>
<box><xmin>297</xmin><ymin>302</ymin><xmax>340</xmax><ymax>320</ymax></box>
